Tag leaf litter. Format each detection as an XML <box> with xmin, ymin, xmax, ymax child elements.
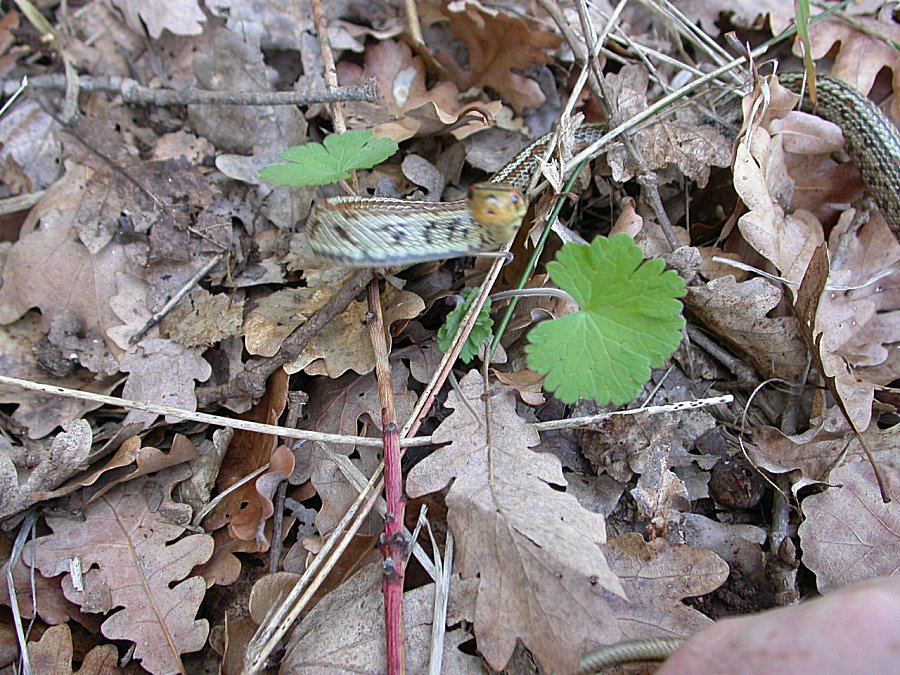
<box><xmin>0</xmin><ymin>1</ymin><xmax>896</xmax><ymax>674</ymax></box>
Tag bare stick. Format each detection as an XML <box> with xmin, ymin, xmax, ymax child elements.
<box><xmin>0</xmin><ymin>75</ymin><xmax>378</xmax><ymax>106</ymax></box>
<box><xmin>129</xmin><ymin>253</ymin><xmax>224</xmax><ymax>344</ymax></box>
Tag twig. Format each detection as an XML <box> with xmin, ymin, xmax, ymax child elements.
<box><xmin>7</xmin><ymin>510</ymin><xmax>38</xmax><ymax>675</ymax></box>
<box><xmin>532</xmin><ymin>394</ymin><xmax>733</xmax><ymax>431</ymax></box>
<box><xmin>0</xmin><ymin>374</ymin><xmax>434</xmax><ymax>449</ymax></box>
<box><xmin>0</xmin><ymin>75</ymin><xmax>378</xmax><ymax>106</ymax></box>
<box><xmin>129</xmin><ymin>253</ymin><xmax>224</xmax><ymax>344</ymax></box>
<box><xmin>196</xmin><ymin>269</ymin><xmax>372</xmax><ymax>404</ymax></box>
<box><xmin>367</xmin><ymin>279</ymin><xmax>406</xmax><ymax>675</ymax></box>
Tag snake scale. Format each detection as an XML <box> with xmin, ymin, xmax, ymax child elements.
<box><xmin>306</xmin><ymin>72</ymin><xmax>900</xmax><ymax>267</ymax></box>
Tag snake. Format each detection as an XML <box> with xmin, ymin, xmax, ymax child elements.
<box><xmin>306</xmin><ymin>72</ymin><xmax>900</xmax><ymax>266</ymax></box>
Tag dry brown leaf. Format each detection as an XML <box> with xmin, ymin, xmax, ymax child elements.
<box><xmin>595</xmin><ymin>533</ymin><xmax>729</xmax><ymax>644</ymax></box>
<box><xmin>338</xmin><ymin>39</ymin><xmax>502</xmax><ymax>142</ymax></box>
<box><xmin>119</xmin><ymin>338</ymin><xmax>212</xmax><ymax>429</ymax></box>
<box><xmin>205</xmin><ymin>369</ymin><xmax>289</xmax><ymax>539</ymax></box>
<box><xmin>282</xmin><ymin>563</ymin><xmax>482</xmax><ymax>673</ymax></box>
<box><xmin>297</xmin><ymin>362</ymin><xmax>418</xmax><ymax>534</ymax></box>
<box><xmin>492</xmin><ymin>368</ymin><xmax>545</xmax><ymax>405</ymax></box>
<box><xmin>30</xmin><ymin>471</ymin><xmax>213</xmax><ymax>674</ymax></box>
<box><xmin>0</xmin><ymin>312</ymin><xmax>118</xmax><ymax>438</ymax></box>
<box><xmin>1</xmin><ymin>555</ymin><xmax>97</xmax><ymax>628</ymax></box>
<box><xmin>110</xmin><ymin>0</ymin><xmax>205</xmax><ymax>38</ymax></box>
<box><xmin>405</xmin><ymin>370</ymin><xmax>625</xmax><ymax>673</ymax></box>
<box><xmin>286</xmin><ymin>284</ymin><xmax>425</xmax><ymax>378</ymax></box>
<box><xmin>733</xmin><ymin>117</ymin><xmax>824</xmax><ymax>288</ymax></box>
<box><xmin>684</xmin><ymin>276</ymin><xmax>808</xmax><ymax>380</ymax></box>
<box><xmin>242</xmin><ymin>287</ymin><xmax>334</xmax><ymax>357</ymax></box>
<box><xmin>227</xmin><ymin>444</ymin><xmax>295</xmax><ymax>544</ymax></box>
<box><xmin>0</xmin><ymin>99</ymin><xmax>62</xmax><ymax>194</ymax></box>
<box><xmin>0</xmin><ymin>219</ymin><xmax>128</xmax><ymax>352</ymax></box>
<box><xmin>32</xmin><ymin>434</ymin><xmax>199</xmax><ymax>505</ymax></box>
<box><xmin>27</xmin><ymin>624</ymin><xmax>119</xmax><ymax>675</ymax></box>
<box><xmin>161</xmin><ymin>288</ymin><xmax>244</xmax><ymax>348</ymax></box>
<box><xmin>800</xmin><ymin>15</ymin><xmax>900</xmax><ymax>119</ymax></box>
<box><xmin>605</xmin><ymin>65</ymin><xmax>731</xmax><ymax>187</ymax></box>
<box><xmin>751</xmin><ymin>419</ymin><xmax>899</xmax><ymax>484</ymax></box>
<box><xmin>630</xmin><ymin>437</ymin><xmax>691</xmax><ymax>538</ymax></box>
<box><xmin>798</xmin><ymin>462</ymin><xmax>900</xmax><ymax>593</ymax></box>
<box><xmin>440</xmin><ymin>2</ymin><xmax>562</xmax><ymax>113</ymax></box>
<box><xmin>677</xmin><ymin>2</ymin><xmax>795</xmax><ymax>35</ymax></box>
<box><xmin>0</xmin><ymin>421</ymin><xmax>92</xmax><ymax>520</ymax></box>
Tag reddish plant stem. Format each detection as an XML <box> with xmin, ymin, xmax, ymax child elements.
<box><xmin>366</xmin><ymin>279</ymin><xmax>407</xmax><ymax>675</ymax></box>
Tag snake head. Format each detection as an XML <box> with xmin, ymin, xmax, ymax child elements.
<box><xmin>466</xmin><ymin>183</ymin><xmax>528</xmax><ymax>233</ymax></box>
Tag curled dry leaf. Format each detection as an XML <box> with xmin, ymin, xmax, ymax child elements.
<box><xmin>798</xmin><ymin>462</ymin><xmax>900</xmax><ymax>593</ymax></box>
<box><xmin>31</xmin><ymin>434</ymin><xmax>199</xmax><ymax>505</ymax></box>
<box><xmin>0</xmin><ymin>420</ymin><xmax>92</xmax><ymax>520</ymax></box>
<box><xmin>684</xmin><ymin>276</ymin><xmax>808</xmax><ymax>380</ymax></box>
<box><xmin>161</xmin><ymin>288</ymin><xmax>245</xmax><ymax>348</ymax></box>
<box><xmin>440</xmin><ymin>1</ymin><xmax>562</xmax><ymax>114</ymax></box>
<box><xmin>30</xmin><ymin>471</ymin><xmax>214</xmax><ymax>674</ymax></box>
<box><xmin>338</xmin><ymin>39</ymin><xmax>502</xmax><ymax>142</ymax></box>
<box><xmin>405</xmin><ymin>370</ymin><xmax>625</xmax><ymax>673</ymax></box>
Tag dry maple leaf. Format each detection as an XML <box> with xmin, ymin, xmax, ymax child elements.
<box><xmin>440</xmin><ymin>2</ymin><xmax>563</xmax><ymax>113</ymax></box>
<box><xmin>29</xmin><ymin>470</ymin><xmax>213</xmax><ymax>674</ymax></box>
<box><xmin>798</xmin><ymin>462</ymin><xmax>900</xmax><ymax>593</ymax></box>
<box><xmin>405</xmin><ymin>370</ymin><xmax>625</xmax><ymax>673</ymax></box>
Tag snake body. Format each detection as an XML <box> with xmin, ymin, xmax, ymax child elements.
<box><xmin>307</xmin><ymin>73</ymin><xmax>900</xmax><ymax>266</ymax></box>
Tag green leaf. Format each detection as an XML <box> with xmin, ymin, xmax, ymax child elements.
<box><xmin>438</xmin><ymin>291</ymin><xmax>493</xmax><ymax>364</ymax></box>
<box><xmin>525</xmin><ymin>234</ymin><xmax>686</xmax><ymax>405</ymax></box>
<box><xmin>260</xmin><ymin>130</ymin><xmax>398</xmax><ymax>187</ymax></box>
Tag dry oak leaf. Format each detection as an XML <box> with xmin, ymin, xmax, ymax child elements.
<box><xmin>0</xmin><ymin>311</ymin><xmax>117</xmax><ymax>439</ymax></box>
<box><xmin>242</xmin><ymin>286</ymin><xmax>334</xmax><ymax>357</ymax></box>
<box><xmin>405</xmin><ymin>370</ymin><xmax>625</xmax><ymax>674</ymax></box>
<box><xmin>605</xmin><ymin>65</ymin><xmax>731</xmax><ymax>187</ymax></box>
<box><xmin>677</xmin><ymin>2</ymin><xmax>795</xmax><ymax>35</ymax></box>
<box><xmin>683</xmin><ymin>276</ymin><xmax>808</xmax><ymax>380</ymax></box>
<box><xmin>31</xmin><ymin>433</ymin><xmax>200</xmax><ymax>505</ymax></box>
<box><xmin>799</xmin><ymin>15</ymin><xmax>900</xmax><ymax>120</ymax></box>
<box><xmin>119</xmin><ymin>338</ymin><xmax>212</xmax><ymax>429</ymax></box>
<box><xmin>338</xmin><ymin>39</ymin><xmax>502</xmax><ymax>142</ymax></box>
<box><xmin>440</xmin><ymin>1</ymin><xmax>562</xmax><ymax>114</ymax></box>
<box><xmin>285</xmin><ymin>283</ymin><xmax>425</xmax><ymax>378</ymax></box>
<box><xmin>27</xmin><ymin>624</ymin><xmax>118</xmax><ymax>675</ymax></box>
<box><xmin>161</xmin><ymin>288</ymin><xmax>244</xmax><ymax>348</ymax></box>
<box><xmin>733</xmin><ymin>121</ymin><xmax>824</xmax><ymax>290</ymax></box>
<box><xmin>282</xmin><ymin>562</ymin><xmax>482</xmax><ymax>673</ymax></box>
<box><xmin>0</xmin><ymin>420</ymin><xmax>92</xmax><ymax>520</ymax></box>
<box><xmin>29</xmin><ymin>471</ymin><xmax>213</xmax><ymax>674</ymax></box>
<box><xmin>798</xmin><ymin>462</ymin><xmax>900</xmax><ymax>593</ymax></box>
<box><xmin>750</xmin><ymin>421</ymin><xmax>898</xmax><ymax>485</ymax></box>
<box><xmin>111</xmin><ymin>0</ymin><xmax>205</xmax><ymax>38</ymax></box>
<box><xmin>0</xmin><ymin>218</ymin><xmax>128</xmax><ymax>352</ymax></box>
<box><xmin>595</xmin><ymin>533</ymin><xmax>729</xmax><ymax>646</ymax></box>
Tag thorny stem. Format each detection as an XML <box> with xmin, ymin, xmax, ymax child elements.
<box><xmin>367</xmin><ymin>280</ymin><xmax>406</xmax><ymax>675</ymax></box>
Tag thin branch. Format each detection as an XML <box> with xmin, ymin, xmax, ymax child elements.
<box><xmin>0</xmin><ymin>374</ymin><xmax>434</xmax><ymax>449</ymax></box>
<box><xmin>0</xmin><ymin>75</ymin><xmax>378</xmax><ymax>106</ymax></box>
